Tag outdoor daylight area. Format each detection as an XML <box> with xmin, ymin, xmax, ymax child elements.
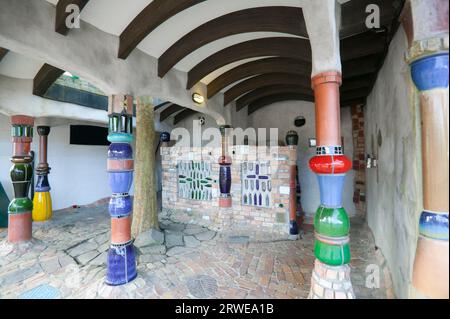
<box><xmin>0</xmin><ymin>0</ymin><xmax>448</xmax><ymax>310</ymax></box>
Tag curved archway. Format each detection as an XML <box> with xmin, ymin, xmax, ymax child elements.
<box><xmin>187</xmin><ymin>37</ymin><xmax>311</xmax><ymax>89</ymax></box>
<box><xmin>224</xmin><ymin>73</ymin><xmax>311</xmax><ymax>106</ymax></box>
<box><xmin>237</xmin><ymin>85</ymin><xmax>313</xmax><ymax>111</ymax></box>
<box><xmin>119</xmin><ymin>0</ymin><xmax>206</xmax><ymax>59</ymax></box>
<box><xmin>158</xmin><ymin>6</ymin><xmax>307</xmax><ymax>77</ymax></box>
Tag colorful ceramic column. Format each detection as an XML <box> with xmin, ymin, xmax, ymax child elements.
<box><xmin>409</xmin><ymin>51</ymin><xmax>449</xmax><ymax>298</ymax></box>
<box><xmin>218</xmin><ymin>125</ymin><xmax>232</xmax><ymax>208</ymax></box>
<box><xmin>308</xmin><ymin>72</ymin><xmax>354</xmax><ymax>299</ymax></box>
<box><xmin>106</xmin><ymin>95</ymin><xmax>137</xmax><ymax>286</ymax></box>
<box><xmin>286</xmin><ymin>130</ymin><xmax>299</xmax><ymax>235</ymax></box>
<box><xmin>8</xmin><ymin>115</ymin><xmax>34</xmax><ymax>243</ymax></box>
<box><xmin>32</xmin><ymin>126</ymin><xmax>52</xmax><ymax>222</ymax></box>
<box><xmin>160</xmin><ymin>132</ymin><xmax>171</xmax><ymax>148</ymax></box>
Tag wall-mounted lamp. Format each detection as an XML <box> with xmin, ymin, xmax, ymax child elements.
<box><xmin>192</xmin><ymin>93</ymin><xmax>205</xmax><ymax>104</ymax></box>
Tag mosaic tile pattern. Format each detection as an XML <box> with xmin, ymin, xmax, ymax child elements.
<box><xmin>241</xmin><ymin>161</ymin><xmax>272</xmax><ymax>208</ymax></box>
<box><xmin>178</xmin><ymin>161</ymin><xmax>214</xmax><ymax>201</ymax></box>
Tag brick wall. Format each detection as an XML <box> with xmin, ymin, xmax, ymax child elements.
<box><xmin>160</xmin><ymin>145</ymin><xmax>295</xmax><ymax>234</ymax></box>
<box><xmin>351</xmin><ymin>105</ymin><xmax>366</xmax><ymax>217</ymax></box>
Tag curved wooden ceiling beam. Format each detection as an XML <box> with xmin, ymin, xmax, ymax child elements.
<box><xmin>33</xmin><ymin>64</ymin><xmax>65</xmax><ymax>97</ymax></box>
<box><xmin>0</xmin><ymin>48</ymin><xmax>9</xmax><ymax>62</ymax></box>
<box><xmin>224</xmin><ymin>73</ymin><xmax>311</xmax><ymax>106</ymax></box>
<box><xmin>237</xmin><ymin>85</ymin><xmax>313</xmax><ymax>112</ymax></box>
<box><xmin>247</xmin><ymin>93</ymin><xmax>314</xmax><ymax>115</ymax></box>
<box><xmin>174</xmin><ymin>109</ymin><xmax>199</xmax><ymax>125</ymax></box>
<box><xmin>119</xmin><ymin>0</ymin><xmax>206</xmax><ymax>59</ymax></box>
<box><xmin>207</xmin><ymin>57</ymin><xmax>311</xmax><ymax>99</ymax></box>
<box><xmin>158</xmin><ymin>6</ymin><xmax>307</xmax><ymax>77</ymax></box>
<box><xmin>187</xmin><ymin>37</ymin><xmax>311</xmax><ymax>89</ymax></box>
<box><xmin>154</xmin><ymin>101</ymin><xmax>172</xmax><ymax>112</ymax></box>
<box><xmin>160</xmin><ymin>104</ymin><xmax>184</xmax><ymax>122</ymax></box>
<box><xmin>208</xmin><ymin>52</ymin><xmax>383</xmax><ymax>99</ymax></box>
<box><xmin>55</xmin><ymin>0</ymin><xmax>90</xmax><ymax>35</ymax></box>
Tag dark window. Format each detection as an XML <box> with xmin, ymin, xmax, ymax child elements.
<box><xmin>70</xmin><ymin>125</ymin><xmax>109</xmax><ymax>146</ymax></box>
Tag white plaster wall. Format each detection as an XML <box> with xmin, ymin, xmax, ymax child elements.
<box><xmin>0</xmin><ymin>114</ymin><xmax>134</xmax><ymax>210</ymax></box>
<box><xmin>248</xmin><ymin>101</ymin><xmax>356</xmax><ymax>218</ymax></box>
<box><xmin>364</xmin><ymin>27</ymin><xmax>421</xmax><ymax>299</ymax></box>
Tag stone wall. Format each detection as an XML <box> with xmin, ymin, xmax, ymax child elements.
<box><xmin>160</xmin><ymin>145</ymin><xmax>295</xmax><ymax>235</ymax></box>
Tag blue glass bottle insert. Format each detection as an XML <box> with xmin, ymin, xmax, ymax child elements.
<box><xmin>241</xmin><ymin>161</ymin><xmax>271</xmax><ymax>208</ymax></box>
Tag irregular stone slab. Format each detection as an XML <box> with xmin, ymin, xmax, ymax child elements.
<box><xmin>183</xmin><ymin>225</ymin><xmax>207</xmax><ymax>235</ymax></box>
<box><xmin>134</xmin><ymin>229</ymin><xmax>165</xmax><ymax>248</ymax></box>
<box><xmin>166</xmin><ymin>246</ymin><xmax>192</xmax><ymax>257</ymax></box>
<box><xmin>163</xmin><ymin>223</ymin><xmax>186</xmax><ymax>232</ymax></box>
<box><xmin>139</xmin><ymin>254</ymin><xmax>165</xmax><ymax>263</ymax></box>
<box><xmin>195</xmin><ymin>230</ymin><xmax>216</xmax><ymax>242</ymax></box>
<box><xmin>184</xmin><ymin>235</ymin><xmax>201</xmax><ymax>248</ymax></box>
<box><xmin>89</xmin><ymin>251</ymin><xmax>107</xmax><ymax>266</ymax></box>
<box><xmin>165</xmin><ymin>231</ymin><xmax>184</xmax><ymax>248</ymax></box>
<box><xmin>227</xmin><ymin>236</ymin><xmax>250</xmax><ymax>244</ymax></box>
<box><xmin>139</xmin><ymin>245</ymin><xmax>166</xmax><ymax>255</ymax></box>
<box><xmin>68</xmin><ymin>241</ymin><xmax>98</xmax><ymax>257</ymax></box>
<box><xmin>0</xmin><ymin>264</ymin><xmax>42</xmax><ymax>286</ymax></box>
<box><xmin>76</xmin><ymin>250</ymin><xmax>100</xmax><ymax>265</ymax></box>
<box><xmin>40</xmin><ymin>257</ymin><xmax>61</xmax><ymax>274</ymax></box>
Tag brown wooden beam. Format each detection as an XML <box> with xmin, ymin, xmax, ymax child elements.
<box><xmin>187</xmin><ymin>37</ymin><xmax>312</xmax><ymax>89</ymax></box>
<box><xmin>207</xmin><ymin>57</ymin><xmax>311</xmax><ymax>99</ymax></box>
<box><xmin>174</xmin><ymin>109</ymin><xmax>199</xmax><ymax>125</ymax></box>
<box><xmin>247</xmin><ymin>93</ymin><xmax>314</xmax><ymax>115</ymax></box>
<box><xmin>237</xmin><ymin>85</ymin><xmax>314</xmax><ymax>111</ymax></box>
<box><xmin>224</xmin><ymin>73</ymin><xmax>311</xmax><ymax>106</ymax></box>
<box><xmin>340</xmin><ymin>87</ymin><xmax>372</xmax><ymax>102</ymax></box>
<box><xmin>160</xmin><ymin>104</ymin><xmax>184</xmax><ymax>122</ymax></box>
<box><xmin>340</xmin><ymin>97</ymin><xmax>367</xmax><ymax>108</ymax></box>
<box><xmin>154</xmin><ymin>101</ymin><xmax>172</xmax><ymax>112</ymax></box>
<box><xmin>33</xmin><ymin>64</ymin><xmax>65</xmax><ymax>97</ymax></box>
<box><xmin>119</xmin><ymin>0</ymin><xmax>205</xmax><ymax>59</ymax></box>
<box><xmin>158</xmin><ymin>6</ymin><xmax>307</xmax><ymax>77</ymax></box>
<box><xmin>55</xmin><ymin>0</ymin><xmax>90</xmax><ymax>35</ymax></box>
<box><xmin>0</xmin><ymin>48</ymin><xmax>9</xmax><ymax>63</ymax></box>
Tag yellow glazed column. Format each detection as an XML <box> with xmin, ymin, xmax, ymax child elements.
<box><xmin>32</xmin><ymin>126</ymin><xmax>52</xmax><ymax>221</ymax></box>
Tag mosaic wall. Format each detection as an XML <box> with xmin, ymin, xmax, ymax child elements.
<box><xmin>177</xmin><ymin>161</ymin><xmax>214</xmax><ymax>201</ymax></box>
<box><xmin>241</xmin><ymin>161</ymin><xmax>272</xmax><ymax>208</ymax></box>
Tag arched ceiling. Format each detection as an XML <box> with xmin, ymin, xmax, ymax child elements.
<box><xmin>33</xmin><ymin>0</ymin><xmax>403</xmax><ymax>116</ymax></box>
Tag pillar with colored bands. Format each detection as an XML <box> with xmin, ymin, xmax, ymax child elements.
<box><xmin>8</xmin><ymin>115</ymin><xmax>34</xmax><ymax>243</ymax></box>
<box><xmin>32</xmin><ymin>126</ymin><xmax>52</xmax><ymax>222</ymax></box>
<box><xmin>286</xmin><ymin>130</ymin><xmax>299</xmax><ymax>235</ymax></box>
<box><xmin>308</xmin><ymin>72</ymin><xmax>354</xmax><ymax>299</ymax></box>
<box><xmin>106</xmin><ymin>95</ymin><xmax>137</xmax><ymax>286</ymax></box>
<box><xmin>218</xmin><ymin>125</ymin><xmax>232</xmax><ymax>208</ymax></box>
<box><xmin>410</xmin><ymin>52</ymin><xmax>449</xmax><ymax>299</ymax></box>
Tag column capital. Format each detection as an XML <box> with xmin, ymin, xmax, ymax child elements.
<box><xmin>311</xmin><ymin>71</ymin><xmax>342</xmax><ymax>89</ymax></box>
<box><xmin>10</xmin><ymin>115</ymin><xmax>34</xmax><ymax>126</ymax></box>
<box><xmin>37</xmin><ymin>126</ymin><xmax>51</xmax><ymax>136</ymax></box>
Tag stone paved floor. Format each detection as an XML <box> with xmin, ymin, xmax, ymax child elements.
<box><xmin>0</xmin><ymin>205</ymin><xmax>392</xmax><ymax>299</ymax></box>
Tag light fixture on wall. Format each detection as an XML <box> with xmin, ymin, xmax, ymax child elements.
<box><xmin>192</xmin><ymin>93</ymin><xmax>205</xmax><ymax>104</ymax></box>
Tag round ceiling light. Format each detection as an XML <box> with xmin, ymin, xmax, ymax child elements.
<box><xmin>192</xmin><ymin>93</ymin><xmax>205</xmax><ymax>104</ymax></box>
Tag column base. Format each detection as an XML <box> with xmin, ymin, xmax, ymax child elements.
<box><xmin>32</xmin><ymin>192</ymin><xmax>52</xmax><ymax>222</ymax></box>
<box><xmin>8</xmin><ymin>212</ymin><xmax>32</xmax><ymax>243</ymax></box>
<box><xmin>106</xmin><ymin>241</ymin><xmax>137</xmax><ymax>286</ymax></box>
<box><xmin>289</xmin><ymin>220</ymin><xmax>298</xmax><ymax>235</ymax></box>
<box><xmin>308</xmin><ymin>259</ymin><xmax>355</xmax><ymax>299</ymax></box>
<box><xmin>219</xmin><ymin>197</ymin><xmax>232</xmax><ymax>208</ymax></box>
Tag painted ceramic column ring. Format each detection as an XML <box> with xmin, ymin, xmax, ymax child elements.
<box><xmin>106</xmin><ymin>95</ymin><xmax>137</xmax><ymax>286</ymax></box>
<box><xmin>219</xmin><ymin>125</ymin><xmax>232</xmax><ymax>208</ymax></box>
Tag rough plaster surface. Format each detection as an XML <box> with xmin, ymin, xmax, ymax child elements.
<box><xmin>364</xmin><ymin>28</ymin><xmax>421</xmax><ymax>299</ymax></box>
<box><xmin>248</xmin><ymin>101</ymin><xmax>356</xmax><ymax>218</ymax></box>
<box><xmin>0</xmin><ymin>0</ymin><xmax>225</xmax><ymax>124</ymax></box>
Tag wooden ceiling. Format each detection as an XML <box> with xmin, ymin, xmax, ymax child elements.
<box><xmin>1</xmin><ymin>0</ymin><xmax>405</xmax><ymax>120</ymax></box>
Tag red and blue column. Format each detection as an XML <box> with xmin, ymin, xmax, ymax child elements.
<box><xmin>308</xmin><ymin>72</ymin><xmax>354</xmax><ymax>299</ymax></box>
<box><xmin>8</xmin><ymin>115</ymin><xmax>34</xmax><ymax>243</ymax></box>
<box><xmin>106</xmin><ymin>95</ymin><xmax>137</xmax><ymax>285</ymax></box>
<box><xmin>410</xmin><ymin>52</ymin><xmax>449</xmax><ymax>298</ymax></box>
<box><xmin>219</xmin><ymin>125</ymin><xmax>232</xmax><ymax>208</ymax></box>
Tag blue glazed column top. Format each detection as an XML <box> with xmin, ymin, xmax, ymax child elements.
<box><xmin>411</xmin><ymin>53</ymin><xmax>449</xmax><ymax>91</ymax></box>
